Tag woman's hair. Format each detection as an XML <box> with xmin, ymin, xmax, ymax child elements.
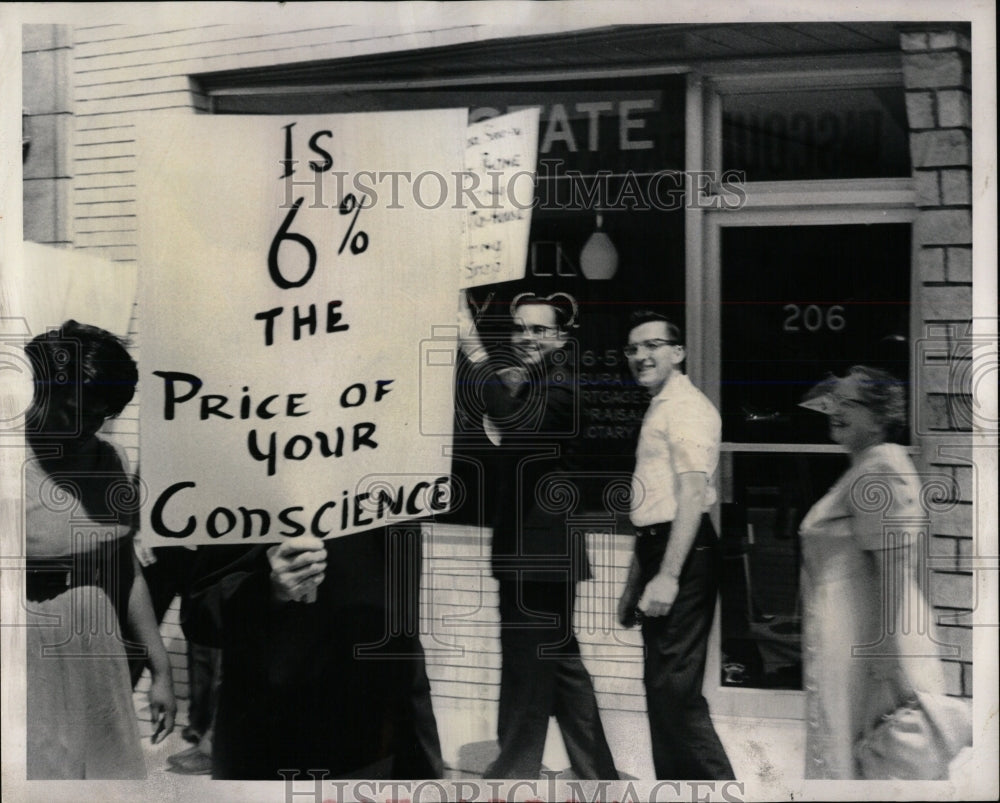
<box><xmin>25</xmin><ymin>320</ymin><xmax>138</xmax><ymax>417</ymax></box>
<box><xmin>845</xmin><ymin>364</ymin><xmax>907</xmax><ymax>437</ymax></box>
<box><xmin>627</xmin><ymin>309</ymin><xmax>684</xmax><ymax>346</ymax></box>
<box><xmin>510</xmin><ymin>291</ymin><xmax>578</xmax><ymax>330</ymax></box>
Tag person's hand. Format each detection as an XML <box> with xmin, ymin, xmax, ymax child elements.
<box><xmin>457</xmin><ymin>289</ymin><xmax>475</xmax><ymax>331</ymax></box>
<box><xmin>637</xmin><ymin>572</ymin><xmax>679</xmax><ymax>618</ymax></box>
<box><xmin>457</xmin><ymin>290</ymin><xmax>488</xmax><ymax>364</ymax></box>
<box><xmin>267</xmin><ymin>535</ymin><xmax>327</xmax><ymax>604</ymax></box>
<box><xmin>497</xmin><ymin>365</ymin><xmax>528</xmax><ymax>393</ymax></box>
<box><xmin>148</xmin><ymin>670</ymin><xmax>176</xmax><ymax>744</ymax></box>
<box><xmin>617</xmin><ymin>583</ymin><xmax>641</xmax><ymax>628</ymax></box>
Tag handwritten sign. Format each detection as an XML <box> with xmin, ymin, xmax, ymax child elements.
<box><xmin>460</xmin><ymin>108</ymin><xmax>540</xmax><ymax>289</ymax></box>
<box><xmin>136</xmin><ymin>110</ymin><xmax>467</xmax><ymax>546</ymax></box>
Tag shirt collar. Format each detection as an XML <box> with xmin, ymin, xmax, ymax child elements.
<box><xmin>649</xmin><ymin>371</ymin><xmax>690</xmax><ymax>404</ymax></box>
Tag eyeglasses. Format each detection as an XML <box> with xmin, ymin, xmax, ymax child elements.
<box><xmin>829</xmin><ymin>393</ymin><xmax>868</xmax><ymax>409</ymax></box>
<box><xmin>623</xmin><ymin>339</ymin><xmax>679</xmax><ymax>358</ymax></box>
<box><xmin>512</xmin><ymin>323</ymin><xmax>560</xmax><ymax>338</ymax></box>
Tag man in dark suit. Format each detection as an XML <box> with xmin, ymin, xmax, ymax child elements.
<box><xmin>181</xmin><ymin>527</ymin><xmax>443</xmax><ymax>780</ymax></box>
<box><xmin>459</xmin><ymin>291</ymin><xmax>618</xmax><ymax>780</ymax></box>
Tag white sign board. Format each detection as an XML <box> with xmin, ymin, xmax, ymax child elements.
<box><xmin>137</xmin><ymin>111</ymin><xmax>467</xmax><ymax>546</ymax></box>
<box><xmin>460</xmin><ymin>108</ymin><xmax>540</xmax><ymax>288</ymax></box>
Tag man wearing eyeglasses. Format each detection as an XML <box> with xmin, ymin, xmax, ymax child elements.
<box><xmin>618</xmin><ymin>310</ymin><xmax>735</xmax><ymax>780</ymax></box>
<box><xmin>458</xmin><ymin>291</ymin><xmax>618</xmax><ymax>780</ymax></box>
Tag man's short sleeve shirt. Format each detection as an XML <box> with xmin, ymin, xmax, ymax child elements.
<box><xmin>630</xmin><ymin>372</ymin><xmax>721</xmax><ymax>527</ymax></box>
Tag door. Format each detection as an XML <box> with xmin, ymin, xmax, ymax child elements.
<box><xmin>695</xmin><ymin>66</ymin><xmax>917</xmax><ymax>719</ymax></box>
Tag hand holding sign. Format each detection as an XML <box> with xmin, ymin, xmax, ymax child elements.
<box><xmin>268</xmin><ymin>535</ymin><xmax>328</xmax><ymax>604</ymax></box>
<box><xmin>497</xmin><ymin>365</ymin><xmax>529</xmax><ymax>394</ymax></box>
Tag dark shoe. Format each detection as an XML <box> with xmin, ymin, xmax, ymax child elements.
<box><xmin>181</xmin><ymin>725</ymin><xmax>203</xmax><ymax>744</ymax></box>
<box><xmin>169</xmin><ymin>749</ymin><xmax>212</xmax><ymax>775</ymax></box>
<box><xmin>167</xmin><ymin>744</ymin><xmax>203</xmax><ymax>765</ymax></box>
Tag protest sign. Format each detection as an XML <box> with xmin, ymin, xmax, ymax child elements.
<box><xmin>137</xmin><ymin>110</ymin><xmax>467</xmax><ymax>546</ymax></box>
<box><xmin>460</xmin><ymin>108</ymin><xmax>539</xmax><ymax>288</ymax></box>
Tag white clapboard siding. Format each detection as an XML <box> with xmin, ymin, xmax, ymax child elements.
<box><xmin>73</xmin><ymin>171</ymin><xmax>136</xmax><ymax>190</ymax></box>
<box><xmin>74</xmin><ymin>215</ymin><xmax>137</xmax><ymax>234</ymax></box>
<box><xmin>73</xmin><ymin>75</ymin><xmax>193</xmax><ymax>101</ymax></box>
<box><xmin>76</xmin><ymin>91</ymin><xmax>198</xmax><ymax>117</ymax></box>
<box><xmin>75</xmin><ymin>230</ymin><xmax>139</xmax><ymax>249</ymax></box>
<box><xmin>72</xmin><ymin>245</ymin><xmax>138</xmax><ymax>264</ymax></box>
<box><xmin>77</xmin><ymin>114</ymin><xmax>149</xmax><ymax>133</ymax></box>
<box><xmin>76</xmin><ymin>125</ymin><xmax>136</xmax><ymax>146</ymax></box>
<box><xmin>75</xmin><ymin>140</ymin><xmax>139</xmax><ymax>161</ymax></box>
<box><xmin>74</xmin><ymin>155</ymin><xmax>138</xmax><ymax>175</ymax></box>
<box><xmin>73</xmin><ymin>200</ymin><xmax>137</xmax><ymax>218</ymax></box>
<box><xmin>72</xmin><ymin>170</ymin><xmax>136</xmax><ymax>195</ymax></box>
<box><xmin>73</xmin><ymin>24</ymin><xmax>487</xmax><ymax>83</ymax></box>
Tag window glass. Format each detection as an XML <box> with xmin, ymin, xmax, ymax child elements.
<box><xmin>721</xmin><ymin>223</ymin><xmax>911</xmax><ymax>444</ymax></box>
<box><xmin>723</xmin><ymin>87</ymin><xmax>910</xmax><ymax>180</ymax></box>
<box><xmin>720</xmin><ymin>452</ymin><xmax>847</xmax><ymax>690</ymax></box>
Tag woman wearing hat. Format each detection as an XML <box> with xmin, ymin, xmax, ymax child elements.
<box><xmin>799</xmin><ymin>365</ymin><xmax>965</xmax><ymax>779</ymax></box>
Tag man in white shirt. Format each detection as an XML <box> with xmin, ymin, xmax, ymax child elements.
<box><xmin>618</xmin><ymin>310</ymin><xmax>735</xmax><ymax>780</ymax></box>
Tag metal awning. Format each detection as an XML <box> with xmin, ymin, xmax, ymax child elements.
<box><xmin>194</xmin><ymin>22</ymin><xmax>909</xmax><ymax>93</ymax></box>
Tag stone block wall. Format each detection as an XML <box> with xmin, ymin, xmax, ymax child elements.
<box><xmin>901</xmin><ymin>23</ymin><xmax>975</xmax><ymax>698</ymax></box>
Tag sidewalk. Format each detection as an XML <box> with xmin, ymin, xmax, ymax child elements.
<box><xmin>135</xmin><ymin>689</ymin><xmax>806</xmax><ymax>788</ymax></box>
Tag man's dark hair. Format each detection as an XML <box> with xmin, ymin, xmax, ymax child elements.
<box><xmin>627</xmin><ymin>309</ymin><xmax>684</xmax><ymax>346</ymax></box>
<box><xmin>510</xmin><ymin>291</ymin><xmax>578</xmax><ymax>331</ymax></box>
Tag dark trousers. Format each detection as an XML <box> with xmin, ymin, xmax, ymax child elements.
<box><xmin>199</xmin><ymin>530</ymin><xmax>443</xmax><ymax>780</ymax></box>
<box><xmin>635</xmin><ymin>516</ymin><xmax>735</xmax><ymax>780</ymax></box>
<box><xmin>187</xmin><ymin>641</ymin><xmax>221</xmax><ymax>737</ymax></box>
<box><xmin>486</xmin><ymin>580</ymin><xmax>618</xmax><ymax>780</ymax></box>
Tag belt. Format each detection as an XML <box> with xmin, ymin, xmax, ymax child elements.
<box><xmin>634</xmin><ymin>522</ymin><xmax>672</xmax><ymax>538</ymax></box>
<box><xmin>25</xmin><ymin>559</ymin><xmax>105</xmax><ymax>603</ymax></box>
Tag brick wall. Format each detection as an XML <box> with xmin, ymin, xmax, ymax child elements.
<box><xmin>901</xmin><ymin>23</ymin><xmax>974</xmax><ymax>697</ymax></box>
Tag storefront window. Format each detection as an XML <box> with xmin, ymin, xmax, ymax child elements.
<box><xmin>719</xmin><ymin>452</ymin><xmax>846</xmax><ymax>690</ymax></box>
<box><xmin>723</xmin><ymin>87</ymin><xmax>911</xmax><ymax>181</ymax></box>
<box><xmin>720</xmin><ymin>223</ymin><xmax>912</xmax><ymax>445</ymax></box>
